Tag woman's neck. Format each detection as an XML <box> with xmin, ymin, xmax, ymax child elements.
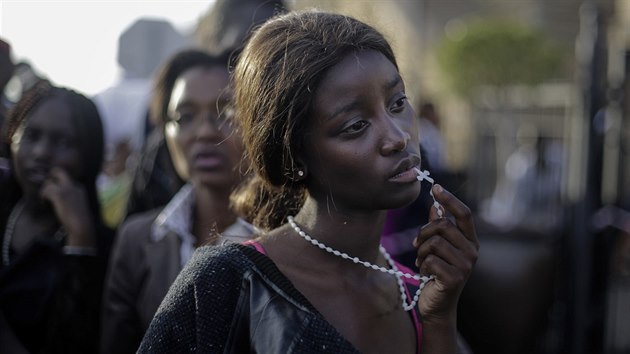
<box><xmin>8</xmin><ymin>197</ymin><xmax>59</xmax><ymax>255</ymax></box>
<box><xmin>191</xmin><ymin>185</ymin><xmax>236</xmax><ymax>245</ymax></box>
<box><xmin>21</xmin><ymin>195</ymin><xmax>56</xmax><ymax>222</ymax></box>
<box><xmin>291</xmin><ymin>197</ymin><xmax>387</xmax><ymax>262</ymax></box>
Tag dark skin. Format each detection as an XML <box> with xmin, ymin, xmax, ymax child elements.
<box><xmin>260</xmin><ymin>51</ymin><xmax>478</xmax><ymax>354</ymax></box>
<box><xmin>415</xmin><ymin>185</ymin><xmax>478</xmax><ymax>353</ymax></box>
<box><xmin>10</xmin><ymin>97</ymin><xmax>96</xmax><ymax>255</ymax></box>
<box><xmin>164</xmin><ymin>66</ymin><xmax>245</xmax><ymax>245</ymax></box>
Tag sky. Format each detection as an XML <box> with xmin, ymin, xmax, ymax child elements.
<box><xmin>0</xmin><ymin>0</ymin><xmax>215</xmax><ymax>96</ymax></box>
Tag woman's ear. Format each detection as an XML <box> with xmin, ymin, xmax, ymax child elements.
<box><xmin>295</xmin><ymin>168</ymin><xmax>306</xmax><ymax>180</ymax></box>
<box><xmin>289</xmin><ymin>158</ymin><xmax>307</xmax><ymax>181</ymax></box>
<box><xmin>291</xmin><ymin>167</ymin><xmax>307</xmax><ymax>181</ymax></box>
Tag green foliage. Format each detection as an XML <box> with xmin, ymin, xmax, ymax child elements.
<box><xmin>436</xmin><ymin>20</ymin><xmax>566</xmax><ymax>98</ymax></box>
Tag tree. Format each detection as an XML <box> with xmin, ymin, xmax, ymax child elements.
<box><xmin>436</xmin><ymin>20</ymin><xmax>566</xmax><ymax>99</ymax></box>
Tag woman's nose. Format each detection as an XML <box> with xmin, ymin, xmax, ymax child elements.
<box><xmin>31</xmin><ymin>137</ymin><xmax>53</xmax><ymax>159</ymax></box>
<box><xmin>195</xmin><ymin>111</ymin><xmax>233</xmax><ymax>141</ymax></box>
<box><xmin>195</xmin><ymin>114</ymin><xmax>224</xmax><ymax>140</ymax></box>
<box><xmin>380</xmin><ymin>116</ymin><xmax>410</xmax><ymax>155</ymax></box>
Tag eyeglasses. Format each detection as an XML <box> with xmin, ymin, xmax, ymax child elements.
<box><xmin>168</xmin><ymin>106</ymin><xmax>235</xmax><ymax>133</ymax></box>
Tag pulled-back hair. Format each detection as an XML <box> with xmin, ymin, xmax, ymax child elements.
<box><xmin>150</xmin><ymin>49</ymin><xmax>233</xmax><ymax>126</ymax></box>
<box><xmin>2</xmin><ymin>81</ymin><xmax>105</xmax><ymax>222</ymax></box>
<box><xmin>231</xmin><ymin>10</ymin><xmax>398</xmax><ymax>230</ymax></box>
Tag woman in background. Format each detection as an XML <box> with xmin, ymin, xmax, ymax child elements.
<box><xmin>100</xmin><ymin>49</ymin><xmax>253</xmax><ymax>354</ymax></box>
<box><xmin>0</xmin><ymin>81</ymin><xmax>112</xmax><ymax>353</ymax></box>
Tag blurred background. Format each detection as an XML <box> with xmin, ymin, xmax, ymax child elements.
<box><xmin>2</xmin><ymin>0</ymin><xmax>630</xmax><ymax>353</ymax></box>
<box><xmin>1</xmin><ymin>1</ymin><xmax>212</xmax><ymax>96</ymax></box>
<box><xmin>288</xmin><ymin>2</ymin><xmax>630</xmax><ymax>353</ymax></box>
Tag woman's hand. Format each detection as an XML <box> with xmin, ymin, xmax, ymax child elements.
<box><xmin>413</xmin><ymin>184</ymin><xmax>479</xmax><ymax>322</ymax></box>
<box><xmin>40</xmin><ymin>167</ymin><xmax>96</xmax><ymax>247</ymax></box>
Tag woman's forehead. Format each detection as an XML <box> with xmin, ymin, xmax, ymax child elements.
<box><xmin>313</xmin><ymin>50</ymin><xmax>401</xmax><ymax>119</ymax></box>
<box><xmin>25</xmin><ymin>97</ymin><xmax>76</xmax><ymax>134</ymax></box>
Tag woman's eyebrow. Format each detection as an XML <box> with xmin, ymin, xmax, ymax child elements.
<box><xmin>173</xmin><ymin>100</ymin><xmax>195</xmax><ymax>111</ymax></box>
<box><xmin>328</xmin><ymin>100</ymin><xmax>361</xmax><ymax>121</ymax></box>
<box><xmin>384</xmin><ymin>74</ymin><xmax>402</xmax><ymax>92</ymax></box>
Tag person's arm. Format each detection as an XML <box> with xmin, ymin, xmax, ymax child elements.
<box><xmin>413</xmin><ymin>184</ymin><xmax>479</xmax><ymax>354</ymax></box>
<box><xmin>38</xmin><ymin>168</ymin><xmax>106</xmax><ymax>353</ymax></box>
<box><xmin>40</xmin><ymin>168</ymin><xmax>97</xmax><ymax>250</ymax></box>
<box><xmin>137</xmin><ymin>282</ymin><xmax>198</xmax><ymax>353</ymax></box>
<box><xmin>138</xmin><ymin>246</ymin><xmax>244</xmax><ymax>353</ymax></box>
<box><xmin>100</xmin><ymin>218</ymin><xmax>147</xmax><ymax>354</ymax></box>
<box><xmin>47</xmin><ymin>251</ymin><xmax>102</xmax><ymax>353</ymax></box>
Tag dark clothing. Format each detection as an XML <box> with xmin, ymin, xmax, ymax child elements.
<box><xmin>100</xmin><ymin>194</ymin><xmax>254</xmax><ymax>354</ymax></box>
<box><xmin>0</xmin><ymin>226</ymin><xmax>113</xmax><ymax>354</ymax></box>
<box><xmin>125</xmin><ymin>129</ymin><xmax>184</xmax><ymax>218</ymax></box>
<box><xmin>139</xmin><ymin>243</ymin><xmax>425</xmax><ymax>353</ymax></box>
<box><xmin>100</xmin><ymin>209</ymin><xmax>170</xmax><ymax>354</ymax></box>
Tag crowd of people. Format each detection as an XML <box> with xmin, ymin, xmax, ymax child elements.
<box><xmin>0</xmin><ymin>4</ymin><xmax>479</xmax><ymax>354</ymax></box>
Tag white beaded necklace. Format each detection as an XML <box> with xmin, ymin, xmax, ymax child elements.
<box><xmin>2</xmin><ymin>200</ymin><xmax>26</xmax><ymax>266</ymax></box>
<box><xmin>414</xmin><ymin>168</ymin><xmax>444</xmax><ymax>218</ymax></box>
<box><xmin>2</xmin><ymin>200</ymin><xmax>65</xmax><ymax>266</ymax></box>
<box><xmin>287</xmin><ymin>216</ymin><xmax>434</xmax><ymax>312</ymax></box>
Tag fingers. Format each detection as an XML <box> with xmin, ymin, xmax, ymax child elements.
<box><xmin>430</xmin><ymin>184</ymin><xmax>479</xmax><ymax>250</ymax></box>
<box><xmin>427</xmin><ymin>198</ymin><xmax>445</xmax><ymax>222</ymax></box>
<box><xmin>40</xmin><ymin>168</ymin><xmax>70</xmax><ymax>201</ymax></box>
<box><xmin>417</xmin><ymin>217</ymin><xmax>476</xmax><ymax>254</ymax></box>
<box><xmin>417</xmin><ymin>251</ymin><xmax>465</xmax><ymax>289</ymax></box>
<box><xmin>40</xmin><ymin>168</ymin><xmax>82</xmax><ymax>210</ymax></box>
<box><xmin>48</xmin><ymin>167</ymin><xmax>72</xmax><ymax>184</ymax></box>
<box><xmin>415</xmin><ymin>216</ymin><xmax>477</xmax><ymax>266</ymax></box>
<box><xmin>412</xmin><ymin>184</ymin><xmax>479</xmax><ymax>283</ymax></box>
<box><xmin>38</xmin><ymin>168</ymin><xmax>94</xmax><ymax>244</ymax></box>
<box><xmin>414</xmin><ymin>232</ymin><xmax>477</xmax><ymax>281</ymax></box>
<box><xmin>412</xmin><ymin>184</ymin><xmax>480</xmax><ymax>321</ymax></box>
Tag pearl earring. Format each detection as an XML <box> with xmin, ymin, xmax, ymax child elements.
<box><xmin>297</xmin><ymin>170</ymin><xmax>304</xmax><ymax>177</ymax></box>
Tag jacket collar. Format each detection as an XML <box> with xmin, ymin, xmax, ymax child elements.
<box><xmin>151</xmin><ymin>184</ymin><xmax>257</xmax><ymax>268</ymax></box>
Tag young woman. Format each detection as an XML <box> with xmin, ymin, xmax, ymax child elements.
<box><xmin>0</xmin><ymin>81</ymin><xmax>111</xmax><ymax>353</ymax></box>
<box><xmin>139</xmin><ymin>10</ymin><xmax>479</xmax><ymax>353</ymax></box>
<box><xmin>100</xmin><ymin>49</ymin><xmax>253</xmax><ymax>354</ymax></box>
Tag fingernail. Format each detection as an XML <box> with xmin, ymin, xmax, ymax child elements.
<box><xmin>434</xmin><ymin>184</ymin><xmax>443</xmax><ymax>194</ymax></box>
<box><xmin>412</xmin><ymin>238</ymin><xmax>418</xmax><ymax>247</ymax></box>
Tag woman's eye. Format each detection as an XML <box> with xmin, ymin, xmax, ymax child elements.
<box><xmin>175</xmin><ymin>112</ymin><xmax>195</xmax><ymax>126</ymax></box>
<box><xmin>343</xmin><ymin>120</ymin><xmax>369</xmax><ymax>134</ymax></box>
<box><xmin>21</xmin><ymin>129</ymin><xmax>39</xmax><ymax>143</ymax></box>
<box><xmin>55</xmin><ymin>137</ymin><xmax>74</xmax><ymax>149</ymax></box>
<box><xmin>216</xmin><ymin>107</ymin><xmax>232</xmax><ymax>125</ymax></box>
<box><xmin>391</xmin><ymin>95</ymin><xmax>408</xmax><ymax>113</ymax></box>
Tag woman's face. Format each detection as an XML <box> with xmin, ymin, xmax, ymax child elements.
<box><xmin>302</xmin><ymin>50</ymin><xmax>421</xmax><ymax>212</ymax></box>
<box><xmin>11</xmin><ymin>97</ymin><xmax>83</xmax><ymax>198</ymax></box>
<box><xmin>165</xmin><ymin>65</ymin><xmax>244</xmax><ymax>190</ymax></box>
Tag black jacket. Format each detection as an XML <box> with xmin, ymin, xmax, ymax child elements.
<box><xmin>139</xmin><ymin>243</ymin><xmax>425</xmax><ymax>353</ymax></box>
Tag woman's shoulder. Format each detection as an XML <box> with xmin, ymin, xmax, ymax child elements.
<box><xmin>182</xmin><ymin>243</ymin><xmax>256</xmax><ymax>280</ymax></box>
<box><xmin>108</xmin><ymin>208</ymin><xmax>161</xmax><ymax>252</ymax></box>
<box><xmin>119</xmin><ymin>208</ymin><xmax>162</xmax><ymax>232</ymax></box>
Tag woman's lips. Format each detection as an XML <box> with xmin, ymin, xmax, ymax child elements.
<box><xmin>193</xmin><ymin>153</ymin><xmax>225</xmax><ymax>170</ymax></box>
<box><xmin>389</xmin><ymin>155</ymin><xmax>422</xmax><ymax>183</ymax></box>
<box><xmin>25</xmin><ymin>166</ymin><xmax>50</xmax><ymax>184</ymax></box>
<box><xmin>388</xmin><ymin>167</ymin><xmax>420</xmax><ymax>183</ymax></box>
